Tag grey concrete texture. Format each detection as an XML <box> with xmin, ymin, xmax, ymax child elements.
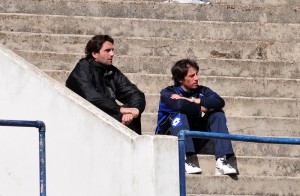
<box><xmin>232</xmin><ymin>141</ymin><xmax>300</xmax><ymax>157</ymax></box>
<box><xmin>44</xmin><ymin>70</ymin><xmax>300</xmax><ymax>98</ymax></box>
<box><xmin>1</xmin><ymin>32</ymin><xmax>300</xmax><ymax>62</ymax></box>
<box><xmin>27</xmin><ymin>0</ymin><xmax>300</xmax><ymax>6</ymax></box>
<box><xmin>141</xmin><ymin>113</ymin><xmax>300</xmax><ymax>137</ymax></box>
<box><xmin>187</xmin><ymin>194</ymin><xmax>253</xmax><ymax>196</ymax></box>
<box><xmin>1</xmin><ymin>0</ymin><xmax>300</xmax><ymax>195</ymax></box>
<box><xmin>213</xmin><ymin>0</ymin><xmax>300</xmax><ymax>6</ymax></box>
<box><xmin>125</xmin><ymin>74</ymin><xmax>300</xmax><ymax>98</ymax></box>
<box><xmin>145</xmin><ymin>94</ymin><xmax>300</xmax><ymax>118</ymax></box>
<box><xmin>1</xmin><ymin>0</ymin><xmax>300</xmax><ymax>23</ymax></box>
<box><xmin>2</xmin><ymin>13</ymin><xmax>300</xmax><ymax>42</ymax></box>
<box><xmin>14</xmin><ymin>51</ymin><xmax>300</xmax><ymax>79</ymax></box>
<box><xmin>186</xmin><ymin>175</ymin><xmax>300</xmax><ymax>195</ymax></box>
<box><xmin>189</xmin><ymin>155</ymin><xmax>300</xmax><ymax>177</ymax></box>
<box><xmin>3</xmin><ymin>0</ymin><xmax>300</xmax><ymax>6</ymax></box>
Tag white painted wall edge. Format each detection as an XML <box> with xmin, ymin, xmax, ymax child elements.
<box><xmin>0</xmin><ymin>44</ymin><xmax>179</xmax><ymax>196</ymax></box>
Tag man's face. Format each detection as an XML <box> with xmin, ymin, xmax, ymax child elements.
<box><xmin>180</xmin><ymin>66</ymin><xmax>199</xmax><ymax>91</ymax></box>
<box><xmin>92</xmin><ymin>41</ymin><xmax>115</xmax><ymax>65</ymax></box>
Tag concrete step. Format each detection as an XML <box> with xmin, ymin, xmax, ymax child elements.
<box><xmin>141</xmin><ymin>113</ymin><xmax>300</xmax><ymax>137</ymax></box>
<box><xmin>186</xmin><ymin>175</ymin><xmax>300</xmax><ymax>195</ymax></box>
<box><xmin>212</xmin><ymin>0</ymin><xmax>300</xmax><ymax>7</ymax></box>
<box><xmin>48</xmin><ymin>0</ymin><xmax>300</xmax><ymax>6</ymax></box>
<box><xmin>126</xmin><ymin>0</ymin><xmax>300</xmax><ymax>6</ymax></box>
<box><xmin>103</xmin><ymin>0</ymin><xmax>300</xmax><ymax>7</ymax></box>
<box><xmin>45</xmin><ymin>70</ymin><xmax>300</xmax><ymax>99</ymax></box>
<box><xmin>2</xmin><ymin>13</ymin><xmax>300</xmax><ymax>42</ymax></box>
<box><xmin>45</xmin><ymin>70</ymin><xmax>300</xmax><ymax>98</ymax></box>
<box><xmin>145</xmin><ymin>94</ymin><xmax>300</xmax><ymax>118</ymax></box>
<box><xmin>14</xmin><ymin>51</ymin><xmax>300</xmax><ymax>80</ymax></box>
<box><xmin>189</xmin><ymin>155</ymin><xmax>300</xmax><ymax>177</ymax></box>
<box><xmin>1</xmin><ymin>0</ymin><xmax>299</xmax><ymax>23</ymax></box>
<box><xmin>126</xmin><ymin>74</ymin><xmax>300</xmax><ymax>98</ymax></box>
<box><xmin>187</xmin><ymin>195</ymin><xmax>252</xmax><ymax>196</ymax></box>
<box><xmin>1</xmin><ymin>32</ymin><xmax>300</xmax><ymax>62</ymax></box>
<box><xmin>232</xmin><ymin>141</ymin><xmax>300</xmax><ymax>157</ymax></box>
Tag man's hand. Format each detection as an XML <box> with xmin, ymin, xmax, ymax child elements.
<box><xmin>201</xmin><ymin>106</ymin><xmax>214</xmax><ymax>113</ymax></box>
<box><xmin>122</xmin><ymin>113</ymin><xmax>134</xmax><ymax>125</ymax></box>
<box><xmin>120</xmin><ymin>107</ymin><xmax>140</xmax><ymax>118</ymax></box>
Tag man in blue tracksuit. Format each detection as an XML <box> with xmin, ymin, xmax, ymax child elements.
<box><xmin>156</xmin><ymin>59</ymin><xmax>237</xmax><ymax>175</ymax></box>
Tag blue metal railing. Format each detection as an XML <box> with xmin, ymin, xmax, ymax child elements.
<box><xmin>0</xmin><ymin>119</ymin><xmax>46</xmax><ymax>196</ymax></box>
<box><xmin>178</xmin><ymin>130</ymin><xmax>300</xmax><ymax>196</ymax></box>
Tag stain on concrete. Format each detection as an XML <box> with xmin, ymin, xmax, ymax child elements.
<box><xmin>247</xmin><ymin>43</ymin><xmax>269</xmax><ymax>60</ymax></box>
<box><xmin>210</xmin><ymin>50</ymin><xmax>241</xmax><ymax>59</ymax></box>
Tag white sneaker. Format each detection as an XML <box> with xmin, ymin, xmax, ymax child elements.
<box><xmin>185</xmin><ymin>161</ymin><xmax>202</xmax><ymax>174</ymax></box>
<box><xmin>215</xmin><ymin>156</ymin><xmax>237</xmax><ymax>175</ymax></box>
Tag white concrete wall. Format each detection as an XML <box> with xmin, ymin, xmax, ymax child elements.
<box><xmin>0</xmin><ymin>45</ymin><xmax>179</xmax><ymax>196</ymax></box>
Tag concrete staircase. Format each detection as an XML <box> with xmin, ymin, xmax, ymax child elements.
<box><xmin>1</xmin><ymin>0</ymin><xmax>299</xmax><ymax>195</ymax></box>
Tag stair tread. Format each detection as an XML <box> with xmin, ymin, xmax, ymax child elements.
<box><xmin>2</xmin><ymin>0</ymin><xmax>300</xmax><ymax>23</ymax></box>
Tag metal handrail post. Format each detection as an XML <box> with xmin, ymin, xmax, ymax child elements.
<box><xmin>37</xmin><ymin>121</ymin><xmax>46</xmax><ymax>196</ymax></box>
<box><xmin>178</xmin><ymin>130</ymin><xmax>187</xmax><ymax>196</ymax></box>
<box><xmin>0</xmin><ymin>119</ymin><xmax>46</xmax><ymax>196</ymax></box>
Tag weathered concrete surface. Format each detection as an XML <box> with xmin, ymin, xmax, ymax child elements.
<box><xmin>1</xmin><ymin>0</ymin><xmax>300</xmax><ymax>195</ymax></box>
<box><xmin>1</xmin><ymin>13</ymin><xmax>300</xmax><ymax>42</ymax></box>
<box><xmin>186</xmin><ymin>175</ymin><xmax>300</xmax><ymax>195</ymax></box>
<box><xmin>190</xmin><ymin>155</ymin><xmax>300</xmax><ymax>177</ymax></box>
<box><xmin>45</xmin><ymin>70</ymin><xmax>300</xmax><ymax>98</ymax></box>
<box><xmin>1</xmin><ymin>32</ymin><xmax>300</xmax><ymax>62</ymax></box>
<box><xmin>125</xmin><ymin>74</ymin><xmax>300</xmax><ymax>98</ymax></box>
<box><xmin>13</xmin><ymin>51</ymin><xmax>300</xmax><ymax>79</ymax></box>
<box><xmin>213</xmin><ymin>0</ymin><xmax>300</xmax><ymax>6</ymax></box>
<box><xmin>1</xmin><ymin>0</ymin><xmax>300</xmax><ymax>23</ymax></box>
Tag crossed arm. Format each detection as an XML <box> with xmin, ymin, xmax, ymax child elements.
<box><xmin>170</xmin><ymin>94</ymin><xmax>212</xmax><ymax>113</ymax></box>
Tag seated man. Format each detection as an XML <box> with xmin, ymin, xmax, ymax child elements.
<box><xmin>156</xmin><ymin>59</ymin><xmax>237</xmax><ymax>175</ymax></box>
<box><xmin>66</xmin><ymin>34</ymin><xmax>146</xmax><ymax>134</ymax></box>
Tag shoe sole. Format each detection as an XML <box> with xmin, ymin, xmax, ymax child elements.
<box><xmin>186</xmin><ymin>171</ymin><xmax>202</xmax><ymax>174</ymax></box>
<box><xmin>215</xmin><ymin>169</ymin><xmax>237</xmax><ymax>175</ymax></box>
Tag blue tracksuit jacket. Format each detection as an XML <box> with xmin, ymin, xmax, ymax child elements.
<box><xmin>156</xmin><ymin>85</ymin><xmax>225</xmax><ymax>134</ymax></box>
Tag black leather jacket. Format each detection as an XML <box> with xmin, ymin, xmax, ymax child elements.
<box><xmin>66</xmin><ymin>58</ymin><xmax>146</xmax><ymax>120</ymax></box>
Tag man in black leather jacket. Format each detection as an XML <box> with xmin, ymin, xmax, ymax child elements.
<box><xmin>66</xmin><ymin>34</ymin><xmax>146</xmax><ymax>134</ymax></box>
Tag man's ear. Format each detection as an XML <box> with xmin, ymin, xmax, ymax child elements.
<box><xmin>91</xmin><ymin>52</ymin><xmax>98</xmax><ymax>59</ymax></box>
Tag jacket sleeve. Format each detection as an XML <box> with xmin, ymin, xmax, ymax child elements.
<box><xmin>200</xmin><ymin>86</ymin><xmax>225</xmax><ymax>110</ymax></box>
<box><xmin>66</xmin><ymin>62</ymin><xmax>121</xmax><ymax>115</ymax></box>
<box><xmin>113</xmin><ymin>69</ymin><xmax>146</xmax><ymax>113</ymax></box>
<box><xmin>160</xmin><ymin>87</ymin><xmax>201</xmax><ymax>114</ymax></box>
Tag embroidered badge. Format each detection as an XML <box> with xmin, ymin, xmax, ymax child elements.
<box><xmin>171</xmin><ymin>114</ymin><xmax>182</xmax><ymax>127</ymax></box>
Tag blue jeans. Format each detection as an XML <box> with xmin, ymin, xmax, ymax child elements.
<box><xmin>169</xmin><ymin>110</ymin><xmax>234</xmax><ymax>159</ymax></box>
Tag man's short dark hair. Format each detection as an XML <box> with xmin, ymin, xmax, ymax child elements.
<box><xmin>85</xmin><ymin>34</ymin><xmax>114</xmax><ymax>59</ymax></box>
<box><xmin>171</xmin><ymin>59</ymin><xmax>199</xmax><ymax>86</ymax></box>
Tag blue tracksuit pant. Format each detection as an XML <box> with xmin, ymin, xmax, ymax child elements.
<box><xmin>169</xmin><ymin>110</ymin><xmax>234</xmax><ymax>159</ymax></box>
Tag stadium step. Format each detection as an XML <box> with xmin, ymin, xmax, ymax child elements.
<box><xmin>1</xmin><ymin>0</ymin><xmax>299</xmax><ymax>195</ymax></box>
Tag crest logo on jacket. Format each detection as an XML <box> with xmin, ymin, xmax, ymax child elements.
<box><xmin>171</xmin><ymin>113</ymin><xmax>182</xmax><ymax>127</ymax></box>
